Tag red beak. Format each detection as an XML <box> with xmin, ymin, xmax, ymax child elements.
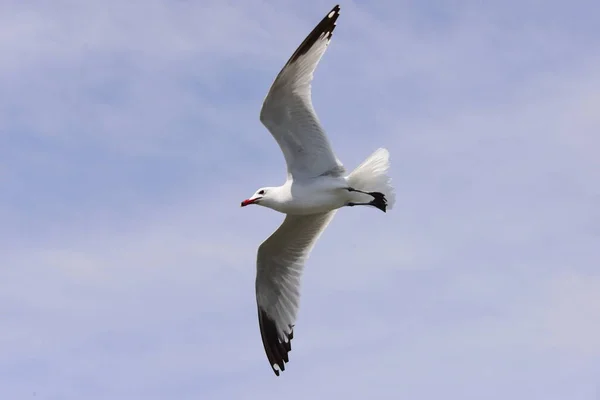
<box><xmin>241</xmin><ymin>198</ymin><xmax>256</xmax><ymax>207</ymax></box>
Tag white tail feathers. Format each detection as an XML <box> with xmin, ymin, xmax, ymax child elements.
<box><xmin>346</xmin><ymin>148</ymin><xmax>396</xmax><ymax>210</ymax></box>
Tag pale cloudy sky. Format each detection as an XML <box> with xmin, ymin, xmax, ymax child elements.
<box><xmin>1</xmin><ymin>0</ymin><xmax>599</xmax><ymax>399</ymax></box>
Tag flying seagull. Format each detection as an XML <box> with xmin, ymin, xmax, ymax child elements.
<box><xmin>241</xmin><ymin>4</ymin><xmax>396</xmax><ymax>376</ymax></box>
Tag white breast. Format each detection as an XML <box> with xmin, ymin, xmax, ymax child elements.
<box><xmin>277</xmin><ymin>177</ymin><xmax>350</xmax><ymax>215</ymax></box>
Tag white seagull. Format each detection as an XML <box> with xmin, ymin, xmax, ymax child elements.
<box><xmin>241</xmin><ymin>4</ymin><xmax>396</xmax><ymax>376</ymax></box>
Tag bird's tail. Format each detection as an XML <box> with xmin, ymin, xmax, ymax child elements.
<box><xmin>346</xmin><ymin>148</ymin><xmax>396</xmax><ymax>210</ymax></box>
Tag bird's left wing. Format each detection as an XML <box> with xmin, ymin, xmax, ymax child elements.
<box><xmin>260</xmin><ymin>5</ymin><xmax>345</xmax><ymax>180</ymax></box>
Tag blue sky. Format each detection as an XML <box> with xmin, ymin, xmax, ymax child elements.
<box><xmin>1</xmin><ymin>0</ymin><xmax>599</xmax><ymax>398</ymax></box>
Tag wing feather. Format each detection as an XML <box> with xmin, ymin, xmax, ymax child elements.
<box><xmin>260</xmin><ymin>5</ymin><xmax>345</xmax><ymax>180</ymax></box>
<box><xmin>255</xmin><ymin>211</ymin><xmax>336</xmax><ymax>375</ymax></box>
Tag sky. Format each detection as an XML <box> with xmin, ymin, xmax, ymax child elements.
<box><xmin>1</xmin><ymin>0</ymin><xmax>599</xmax><ymax>398</ymax></box>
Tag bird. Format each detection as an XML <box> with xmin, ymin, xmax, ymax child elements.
<box><xmin>241</xmin><ymin>4</ymin><xmax>396</xmax><ymax>376</ymax></box>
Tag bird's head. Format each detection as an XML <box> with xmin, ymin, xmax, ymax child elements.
<box><xmin>241</xmin><ymin>187</ymin><xmax>273</xmax><ymax>208</ymax></box>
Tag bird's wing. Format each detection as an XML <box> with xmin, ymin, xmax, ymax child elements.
<box><xmin>255</xmin><ymin>211</ymin><xmax>336</xmax><ymax>375</ymax></box>
<box><xmin>260</xmin><ymin>4</ymin><xmax>345</xmax><ymax>180</ymax></box>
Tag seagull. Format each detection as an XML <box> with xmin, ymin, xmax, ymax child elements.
<box><xmin>241</xmin><ymin>4</ymin><xmax>396</xmax><ymax>376</ymax></box>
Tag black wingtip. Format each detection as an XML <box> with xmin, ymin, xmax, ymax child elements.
<box><xmin>285</xmin><ymin>4</ymin><xmax>341</xmax><ymax>66</ymax></box>
<box><xmin>258</xmin><ymin>307</ymin><xmax>294</xmax><ymax>376</ymax></box>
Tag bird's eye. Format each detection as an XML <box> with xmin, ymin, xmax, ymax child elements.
<box><xmin>258</xmin><ymin>190</ymin><xmax>265</xmax><ymax>195</ymax></box>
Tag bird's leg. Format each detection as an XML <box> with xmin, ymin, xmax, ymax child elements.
<box><xmin>346</xmin><ymin>187</ymin><xmax>369</xmax><ymax>195</ymax></box>
<box><xmin>347</xmin><ymin>188</ymin><xmax>387</xmax><ymax>201</ymax></box>
<box><xmin>346</xmin><ymin>187</ymin><xmax>388</xmax><ymax>213</ymax></box>
<box><xmin>346</xmin><ymin>201</ymin><xmax>387</xmax><ymax>213</ymax></box>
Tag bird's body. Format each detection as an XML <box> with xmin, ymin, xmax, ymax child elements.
<box><xmin>241</xmin><ymin>4</ymin><xmax>396</xmax><ymax>376</ymax></box>
<box><xmin>252</xmin><ymin>175</ymin><xmax>353</xmax><ymax>215</ymax></box>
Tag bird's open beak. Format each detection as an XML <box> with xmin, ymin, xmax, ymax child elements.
<box><xmin>241</xmin><ymin>198</ymin><xmax>257</xmax><ymax>207</ymax></box>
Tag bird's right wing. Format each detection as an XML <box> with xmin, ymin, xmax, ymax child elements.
<box><xmin>260</xmin><ymin>5</ymin><xmax>345</xmax><ymax>180</ymax></box>
<box><xmin>255</xmin><ymin>211</ymin><xmax>337</xmax><ymax>375</ymax></box>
